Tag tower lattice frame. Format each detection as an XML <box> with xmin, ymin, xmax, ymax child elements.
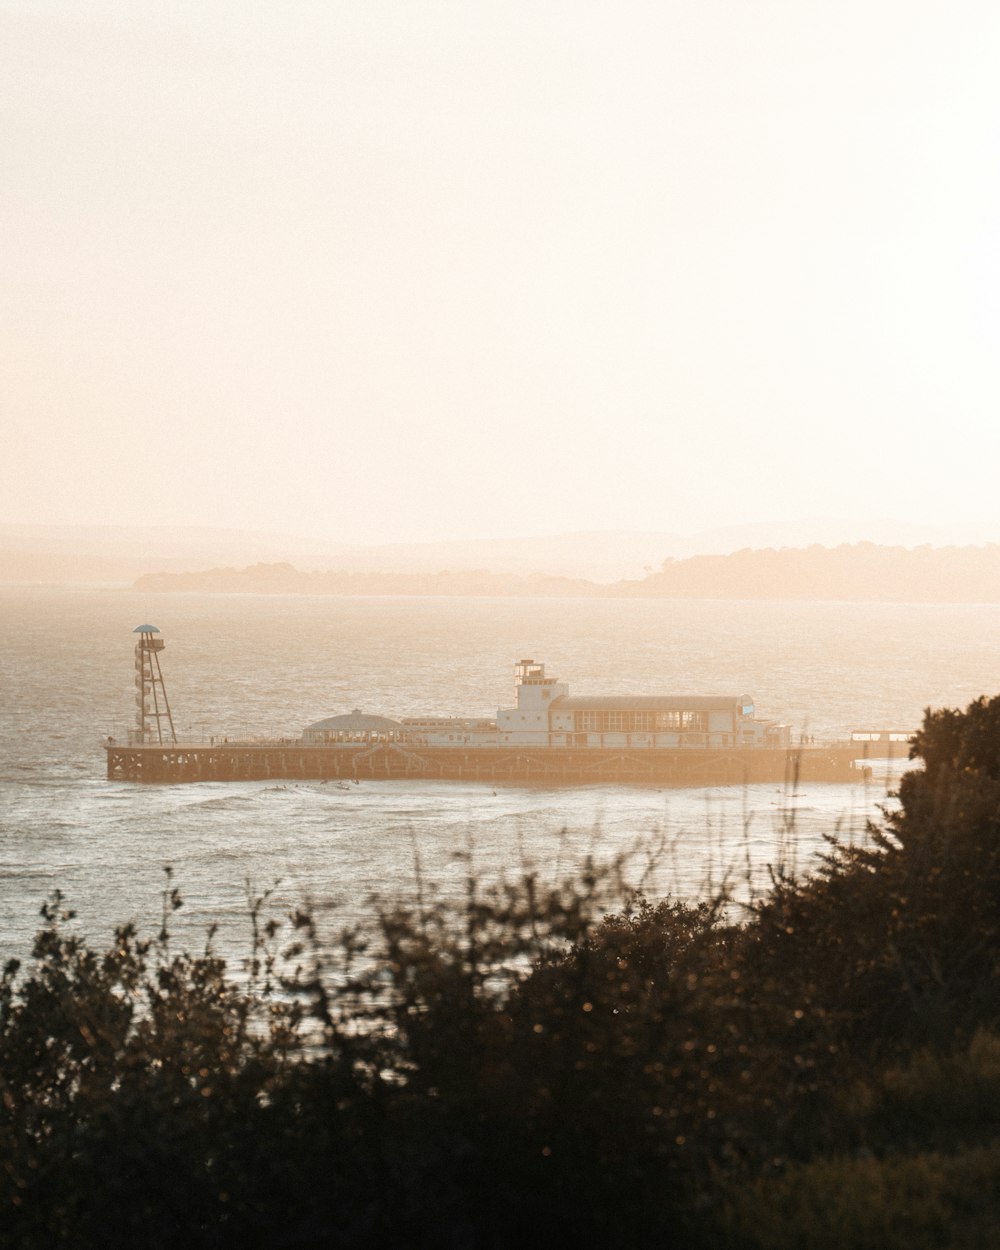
<box><xmin>133</xmin><ymin>625</ymin><xmax>177</xmax><ymax>744</ymax></box>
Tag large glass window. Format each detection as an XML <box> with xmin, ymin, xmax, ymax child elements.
<box><xmin>574</xmin><ymin>709</ymin><xmax>706</xmax><ymax>733</ymax></box>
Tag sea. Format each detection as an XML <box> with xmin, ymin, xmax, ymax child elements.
<box><xmin>3</xmin><ymin>586</ymin><xmax>998</xmax><ymax>972</ymax></box>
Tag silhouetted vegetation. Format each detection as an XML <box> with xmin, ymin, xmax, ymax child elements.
<box><xmin>5</xmin><ymin>695</ymin><xmax>1000</xmax><ymax>1247</ymax></box>
<box><xmin>623</xmin><ymin>541</ymin><xmax>1000</xmax><ymax>601</ymax></box>
<box><xmin>134</xmin><ymin>542</ymin><xmax>1000</xmax><ymax>601</ymax></box>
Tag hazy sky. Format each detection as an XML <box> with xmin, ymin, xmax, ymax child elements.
<box><xmin>4</xmin><ymin>1</ymin><xmax>1000</xmax><ymax>545</ymax></box>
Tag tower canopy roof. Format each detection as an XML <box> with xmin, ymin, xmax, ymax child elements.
<box><xmin>133</xmin><ymin>624</ymin><xmax>161</xmax><ymax>633</ymax></box>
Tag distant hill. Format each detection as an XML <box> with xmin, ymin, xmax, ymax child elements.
<box><xmin>616</xmin><ymin>543</ymin><xmax>1000</xmax><ymax>601</ymax></box>
<box><xmin>6</xmin><ymin>520</ymin><xmax>1000</xmax><ymax>585</ymax></box>
<box><xmin>132</xmin><ymin>543</ymin><xmax>1000</xmax><ymax>602</ymax></box>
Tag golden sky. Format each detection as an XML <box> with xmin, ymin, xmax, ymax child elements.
<box><xmin>3</xmin><ymin>1</ymin><xmax>1000</xmax><ymax>544</ymax></box>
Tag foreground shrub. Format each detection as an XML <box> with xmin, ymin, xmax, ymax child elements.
<box><xmin>716</xmin><ymin>1030</ymin><xmax>1000</xmax><ymax>1249</ymax></box>
<box><xmin>718</xmin><ymin>1143</ymin><xmax>1000</xmax><ymax>1250</ymax></box>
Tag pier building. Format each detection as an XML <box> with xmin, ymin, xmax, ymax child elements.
<box><xmin>496</xmin><ymin>660</ymin><xmax>788</xmax><ymax>749</ymax></box>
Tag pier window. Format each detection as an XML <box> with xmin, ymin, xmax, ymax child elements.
<box><xmin>653</xmin><ymin>711</ymin><xmax>706</xmax><ymax>732</ymax></box>
<box><xmin>574</xmin><ymin>709</ymin><xmax>706</xmax><ymax>734</ymax></box>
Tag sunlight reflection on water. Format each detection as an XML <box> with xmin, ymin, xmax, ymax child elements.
<box><xmin>4</xmin><ymin>587</ymin><xmax>985</xmax><ymax>967</ymax></box>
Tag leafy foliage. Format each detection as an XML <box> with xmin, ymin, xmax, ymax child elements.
<box><xmin>5</xmin><ymin>694</ymin><xmax>1000</xmax><ymax>1247</ymax></box>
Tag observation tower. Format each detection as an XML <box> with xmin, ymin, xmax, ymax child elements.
<box><xmin>133</xmin><ymin>624</ymin><xmax>176</xmax><ymax>744</ymax></box>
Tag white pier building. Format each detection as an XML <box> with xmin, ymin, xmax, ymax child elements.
<box><xmin>496</xmin><ymin>660</ymin><xmax>789</xmax><ymax>750</ymax></box>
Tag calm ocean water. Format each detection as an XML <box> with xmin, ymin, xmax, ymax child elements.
<box><xmin>3</xmin><ymin>586</ymin><xmax>999</xmax><ymax>969</ymax></box>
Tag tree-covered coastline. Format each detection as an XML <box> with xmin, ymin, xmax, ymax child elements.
<box><xmin>133</xmin><ymin>541</ymin><xmax>1000</xmax><ymax>602</ymax></box>
<box><xmin>5</xmin><ymin>695</ymin><xmax>1000</xmax><ymax>1247</ymax></box>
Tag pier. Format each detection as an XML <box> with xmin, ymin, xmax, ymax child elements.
<box><xmin>105</xmin><ymin>739</ymin><xmax>880</xmax><ymax>785</ymax></box>
<box><xmin>108</xmin><ymin>626</ymin><xmax>909</xmax><ymax>786</ymax></box>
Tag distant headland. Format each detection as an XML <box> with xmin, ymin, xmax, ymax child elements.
<box><xmin>132</xmin><ymin>542</ymin><xmax>1000</xmax><ymax>602</ymax></box>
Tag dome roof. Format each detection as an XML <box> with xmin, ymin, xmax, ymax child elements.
<box><xmin>304</xmin><ymin>709</ymin><xmax>403</xmax><ymax>734</ymax></box>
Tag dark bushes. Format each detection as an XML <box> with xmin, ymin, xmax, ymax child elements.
<box><xmin>5</xmin><ymin>694</ymin><xmax>1000</xmax><ymax>1248</ymax></box>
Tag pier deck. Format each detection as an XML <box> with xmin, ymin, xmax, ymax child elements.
<box><xmin>105</xmin><ymin>741</ymin><xmax>897</xmax><ymax>785</ymax></box>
